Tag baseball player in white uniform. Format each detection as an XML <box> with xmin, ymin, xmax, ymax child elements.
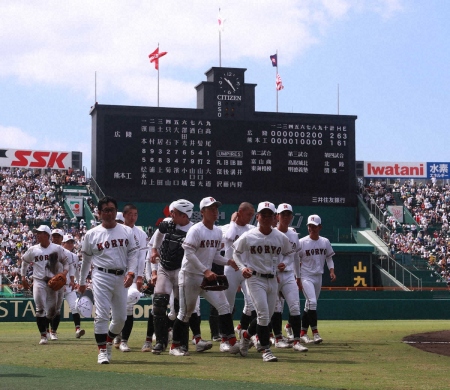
<box><xmin>79</xmin><ymin>196</ymin><xmax>139</xmax><ymax>364</ymax></box>
<box><xmin>233</xmin><ymin>202</ymin><xmax>294</xmax><ymax>362</ymax></box>
<box><xmin>298</xmin><ymin>214</ymin><xmax>336</xmax><ymax>344</ymax></box>
<box><xmin>62</xmin><ymin>233</ymin><xmax>86</xmax><ymax>338</ymax></box>
<box><xmin>114</xmin><ymin>204</ymin><xmax>149</xmax><ymax>352</ymax></box>
<box><xmin>48</xmin><ymin>229</ymin><xmax>85</xmax><ymax>340</ymax></box>
<box><xmin>273</xmin><ymin>203</ymin><xmax>308</xmax><ymax>352</ymax></box>
<box><xmin>20</xmin><ymin>225</ymin><xmax>69</xmax><ymax>345</ymax></box>
<box><xmin>222</xmin><ymin>202</ymin><xmax>256</xmax><ymax>339</ymax></box>
<box><xmin>169</xmin><ymin>196</ymin><xmax>240</xmax><ymax>356</ymax></box>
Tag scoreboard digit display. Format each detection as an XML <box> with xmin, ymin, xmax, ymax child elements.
<box><xmin>91</xmin><ymin>67</ymin><xmax>357</xmax><ymax>207</ymax></box>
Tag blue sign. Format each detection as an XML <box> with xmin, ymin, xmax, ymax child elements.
<box><xmin>427</xmin><ymin>162</ymin><xmax>450</xmax><ymax>179</ymax></box>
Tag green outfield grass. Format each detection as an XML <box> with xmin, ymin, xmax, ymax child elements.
<box><xmin>1</xmin><ymin>320</ymin><xmax>449</xmax><ymax>390</ymax></box>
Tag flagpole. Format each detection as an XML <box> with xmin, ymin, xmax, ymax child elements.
<box><xmin>337</xmin><ymin>83</ymin><xmax>340</xmax><ymax>115</ymax></box>
<box><xmin>276</xmin><ymin>50</ymin><xmax>278</xmax><ymax>113</ymax></box>
<box><xmin>219</xmin><ymin>8</ymin><xmax>222</xmax><ymax>67</ymax></box>
<box><xmin>94</xmin><ymin>71</ymin><xmax>97</xmax><ymax>104</ymax></box>
<box><xmin>157</xmin><ymin>43</ymin><xmax>160</xmax><ymax>107</ymax></box>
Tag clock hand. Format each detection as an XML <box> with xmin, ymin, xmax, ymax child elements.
<box><xmin>224</xmin><ymin>77</ymin><xmax>236</xmax><ymax>92</ymax></box>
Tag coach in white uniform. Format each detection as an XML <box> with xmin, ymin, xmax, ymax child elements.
<box><xmin>298</xmin><ymin>214</ymin><xmax>336</xmax><ymax>344</ymax></box>
<box><xmin>79</xmin><ymin>196</ymin><xmax>139</xmax><ymax>364</ymax></box>
<box><xmin>21</xmin><ymin>225</ymin><xmax>69</xmax><ymax>345</ymax></box>
<box><xmin>233</xmin><ymin>202</ymin><xmax>294</xmax><ymax>362</ymax></box>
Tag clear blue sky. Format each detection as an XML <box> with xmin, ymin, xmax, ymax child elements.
<box><xmin>1</xmin><ymin>0</ymin><xmax>448</xmax><ymax>173</ymax></box>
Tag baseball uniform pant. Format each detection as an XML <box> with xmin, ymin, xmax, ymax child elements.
<box><xmin>33</xmin><ymin>278</ymin><xmax>60</xmax><ymax>319</ymax></box>
<box><xmin>301</xmin><ymin>273</ymin><xmax>322</xmax><ymax>311</ymax></box>
<box><xmin>245</xmin><ymin>275</ymin><xmax>278</xmax><ymax>327</ymax></box>
<box><xmin>224</xmin><ymin>265</ymin><xmax>255</xmax><ymax>316</ymax></box>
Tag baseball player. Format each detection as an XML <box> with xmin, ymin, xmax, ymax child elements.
<box><xmin>273</xmin><ymin>203</ymin><xmax>308</xmax><ymax>352</ymax></box>
<box><xmin>298</xmin><ymin>214</ymin><xmax>336</xmax><ymax>344</ymax></box>
<box><xmin>222</xmin><ymin>202</ymin><xmax>256</xmax><ymax>343</ymax></box>
<box><xmin>62</xmin><ymin>233</ymin><xmax>86</xmax><ymax>338</ymax></box>
<box><xmin>113</xmin><ymin>204</ymin><xmax>149</xmax><ymax>352</ymax></box>
<box><xmin>20</xmin><ymin>225</ymin><xmax>69</xmax><ymax>345</ymax></box>
<box><xmin>233</xmin><ymin>202</ymin><xmax>294</xmax><ymax>362</ymax></box>
<box><xmin>79</xmin><ymin>196</ymin><xmax>139</xmax><ymax>364</ymax></box>
<box><xmin>48</xmin><ymin>229</ymin><xmax>85</xmax><ymax>340</ymax></box>
<box><xmin>169</xmin><ymin>196</ymin><xmax>240</xmax><ymax>356</ymax></box>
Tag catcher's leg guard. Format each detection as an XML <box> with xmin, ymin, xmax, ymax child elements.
<box><xmin>153</xmin><ymin>294</ymin><xmax>170</xmax><ymax>345</ymax></box>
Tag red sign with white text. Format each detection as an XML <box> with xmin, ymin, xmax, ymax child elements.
<box><xmin>0</xmin><ymin>149</ymin><xmax>72</xmax><ymax>170</ymax></box>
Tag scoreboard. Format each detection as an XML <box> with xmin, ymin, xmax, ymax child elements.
<box><xmin>91</xmin><ymin>67</ymin><xmax>357</xmax><ymax>207</ymax></box>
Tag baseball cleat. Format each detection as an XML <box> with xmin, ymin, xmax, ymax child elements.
<box><xmin>275</xmin><ymin>339</ymin><xmax>292</xmax><ymax>348</ymax></box>
<box><xmin>195</xmin><ymin>339</ymin><xmax>213</xmax><ymax>352</ymax></box>
<box><xmin>284</xmin><ymin>324</ymin><xmax>294</xmax><ymax>340</ymax></box>
<box><xmin>219</xmin><ymin>341</ymin><xmax>231</xmax><ymax>352</ymax></box>
<box><xmin>313</xmin><ymin>333</ymin><xmax>323</xmax><ymax>344</ymax></box>
<box><xmin>300</xmin><ymin>334</ymin><xmax>312</xmax><ymax>344</ymax></box>
<box><xmin>239</xmin><ymin>335</ymin><xmax>252</xmax><ymax>357</ymax></box>
<box><xmin>50</xmin><ymin>332</ymin><xmax>58</xmax><ymax>341</ymax></box>
<box><xmin>106</xmin><ymin>342</ymin><xmax>113</xmax><ymax>361</ymax></box>
<box><xmin>152</xmin><ymin>342</ymin><xmax>165</xmax><ymax>354</ymax></box>
<box><xmin>98</xmin><ymin>349</ymin><xmax>110</xmax><ymax>364</ymax></box>
<box><xmin>113</xmin><ymin>335</ymin><xmax>121</xmax><ymax>349</ymax></box>
<box><xmin>262</xmin><ymin>349</ymin><xmax>278</xmax><ymax>362</ymax></box>
<box><xmin>169</xmin><ymin>347</ymin><xmax>190</xmax><ymax>356</ymax></box>
<box><xmin>293</xmin><ymin>342</ymin><xmax>308</xmax><ymax>352</ymax></box>
<box><xmin>119</xmin><ymin>341</ymin><xmax>131</xmax><ymax>352</ymax></box>
<box><xmin>228</xmin><ymin>342</ymin><xmax>241</xmax><ymax>354</ymax></box>
<box><xmin>46</xmin><ymin>332</ymin><xmax>51</xmax><ymax>340</ymax></box>
<box><xmin>142</xmin><ymin>341</ymin><xmax>153</xmax><ymax>352</ymax></box>
<box><xmin>75</xmin><ymin>329</ymin><xmax>85</xmax><ymax>338</ymax></box>
<box><xmin>39</xmin><ymin>337</ymin><xmax>48</xmax><ymax>345</ymax></box>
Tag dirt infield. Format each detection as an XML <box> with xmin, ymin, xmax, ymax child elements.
<box><xmin>403</xmin><ymin>330</ymin><xmax>450</xmax><ymax>357</ymax></box>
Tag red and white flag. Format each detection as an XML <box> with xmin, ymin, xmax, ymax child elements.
<box><xmin>149</xmin><ymin>47</ymin><xmax>167</xmax><ymax>70</ymax></box>
<box><xmin>276</xmin><ymin>73</ymin><xmax>284</xmax><ymax>90</ymax></box>
<box><xmin>218</xmin><ymin>9</ymin><xmax>225</xmax><ymax>31</ymax></box>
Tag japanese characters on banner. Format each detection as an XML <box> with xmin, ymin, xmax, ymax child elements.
<box><xmin>364</xmin><ymin>161</ymin><xmax>449</xmax><ymax>179</ymax></box>
<box><xmin>66</xmin><ymin>197</ymin><xmax>83</xmax><ymax>217</ymax></box>
<box><xmin>388</xmin><ymin>205</ymin><xmax>404</xmax><ymax>223</ymax></box>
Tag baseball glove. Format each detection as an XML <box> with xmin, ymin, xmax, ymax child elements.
<box><xmin>48</xmin><ymin>273</ymin><xmax>67</xmax><ymax>291</ymax></box>
<box><xmin>200</xmin><ymin>275</ymin><xmax>229</xmax><ymax>291</ymax></box>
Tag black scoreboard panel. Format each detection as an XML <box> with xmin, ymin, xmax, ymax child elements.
<box><xmin>95</xmin><ymin>107</ymin><xmax>356</xmax><ymax>206</ymax></box>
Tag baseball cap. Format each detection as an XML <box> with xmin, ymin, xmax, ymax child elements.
<box><xmin>307</xmin><ymin>215</ymin><xmax>322</xmax><ymax>226</ymax></box>
<box><xmin>200</xmin><ymin>196</ymin><xmax>222</xmax><ymax>209</ymax></box>
<box><xmin>257</xmin><ymin>201</ymin><xmax>276</xmax><ymax>213</ymax></box>
<box><xmin>115</xmin><ymin>212</ymin><xmax>125</xmax><ymax>223</ymax></box>
<box><xmin>276</xmin><ymin>203</ymin><xmax>293</xmax><ymax>214</ymax></box>
<box><xmin>62</xmin><ymin>234</ymin><xmax>75</xmax><ymax>243</ymax></box>
<box><xmin>51</xmin><ymin>228</ymin><xmax>64</xmax><ymax>237</ymax></box>
<box><xmin>33</xmin><ymin>225</ymin><xmax>51</xmax><ymax>235</ymax></box>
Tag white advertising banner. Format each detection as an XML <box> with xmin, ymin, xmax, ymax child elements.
<box><xmin>67</xmin><ymin>197</ymin><xmax>84</xmax><ymax>217</ymax></box>
<box><xmin>388</xmin><ymin>205</ymin><xmax>404</xmax><ymax>223</ymax></box>
<box><xmin>364</xmin><ymin>161</ymin><xmax>427</xmax><ymax>178</ymax></box>
<box><xmin>0</xmin><ymin>149</ymin><xmax>72</xmax><ymax>170</ymax></box>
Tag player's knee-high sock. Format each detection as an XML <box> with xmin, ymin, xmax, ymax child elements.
<box><xmin>290</xmin><ymin>314</ymin><xmax>302</xmax><ymax>338</ymax></box>
<box><xmin>51</xmin><ymin>314</ymin><xmax>61</xmax><ymax>332</ymax></box>
<box><xmin>37</xmin><ymin>316</ymin><xmax>47</xmax><ymax>335</ymax></box>
<box><xmin>189</xmin><ymin>312</ymin><xmax>201</xmax><ymax>340</ymax></box>
<box><xmin>256</xmin><ymin>324</ymin><xmax>271</xmax><ymax>351</ymax></box>
<box><xmin>219</xmin><ymin>313</ymin><xmax>237</xmax><ymax>344</ymax></box>
<box><xmin>209</xmin><ymin>305</ymin><xmax>220</xmax><ymax>339</ymax></box>
<box><xmin>301</xmin><ymin>309</ymin><xmax>310</xmax><ymax>335</ymax></box>
<box><xmin>121</xmin><ymin>315</ymin><xmax>134</xmax><ymax>341</ymax></box>
<box><xmin>247</xmin><ymin>317</ymin><xmax>257</xmax><ymax>337</ymax></box>
<box><xmin>239</xmin><ymin>312</ymin><xmax>253</xmax><ymax>330</ymax></box>
<box><xmin>271</xmin><ymin>312</ymin><xmax>283</xmax><ymax>338</ymax></box>
<box><xmin>73</xmin><ymin>313</ymin><xmax>81</xmax><ymax>329</ymax></box>
<box><xmin>308</xmin><ymin>310</ymin><xmax>318</xmax><ymax>332</ymax></box>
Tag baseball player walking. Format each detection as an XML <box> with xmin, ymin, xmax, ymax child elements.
<box><xmin>20</xmin><ymin>225</ymin><xmax>69</xmax><ymax>345</ymax></box>
<box><xmin>274</xmin><ymin>203</ymin><xmax>308</xmax><ymax>352</ymax></box>
<box><xmin>79</xmin><ymin>196</ymin><xmax>139</xmax><ymax>364</ymax></box>
<box><xmin>298</xmin><ymin>214</ymin><xmax>336</xmax><ymax>344</ymax></box>
<box><xmin>233</xmin><ymin>202</ymin><xmax>294</xmax><ymax>362</ymax></box>
<box><xmin>62</xmin><ymin>233</ymin><xmax>86</xmax><ymax>338</ymax></box>
<box><xmin>170</xmin><ymin>196</ymin><xmax>240</xmax><ymax>356</ymax></box>
<box><xmin>222</xmin><ymin>202</ymin><xmax>256</xmax><ymax>339</ymax></box>
<box><xmin>114</xmin><ymin>204</ymin><xmax>149</xmax><ymax>352</ymax></box>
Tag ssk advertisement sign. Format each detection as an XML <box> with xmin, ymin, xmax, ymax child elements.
<box><xmin>0</xmin><ymin>149</ymin><xmax>72</xmax><ymax>170</ymax></box>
